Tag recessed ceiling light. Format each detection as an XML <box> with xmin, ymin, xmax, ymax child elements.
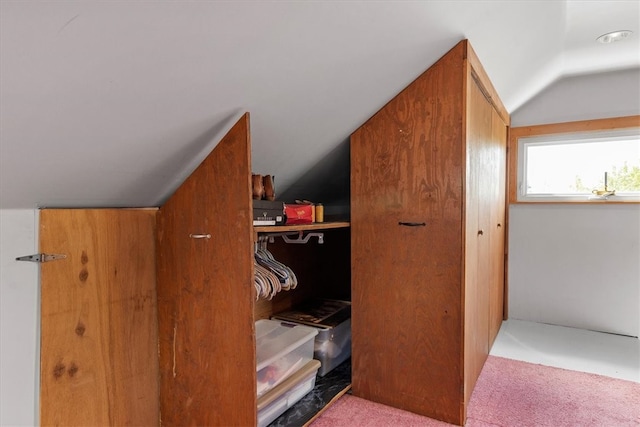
<box><xmin>596</xmin><ymin>30</ymin><xmax>633</xmax><ymax>44</ymax></box>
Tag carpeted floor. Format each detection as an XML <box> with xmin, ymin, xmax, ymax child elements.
<box><xmin>310</xmin><ymin>356</ymin><xmax>640</xmax><ymax>426</ymax></box>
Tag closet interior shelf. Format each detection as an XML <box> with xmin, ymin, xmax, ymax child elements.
<box><xmin>253</xmin><ymin>221</ymin><xmax>350</xmax><ymax>235</ymax></box>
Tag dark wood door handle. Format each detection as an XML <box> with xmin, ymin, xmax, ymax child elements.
<box><xmin>398</xmin><ymin>222</ymin><xmax>427</xmax><ymax>227</ymax></box>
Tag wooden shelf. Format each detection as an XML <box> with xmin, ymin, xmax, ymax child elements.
<box><xmin>253</xmin><ymin>221</ymin><xmax>350</xmax><ymax>233</ymax></box>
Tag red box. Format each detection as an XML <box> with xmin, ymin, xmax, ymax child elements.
<box><xmin>284</xmin><ymin>204</ymin><xmax>313</xmax><ymax>224</ymax></box>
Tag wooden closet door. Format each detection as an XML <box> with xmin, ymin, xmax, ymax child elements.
<box><xmin>40</xmin><ymin>209</ymin><xmax>159</xmax><ymax>426</ymax></box>
<box><xmin>463</xmin><ymin>74</ymin><xmax>493</xmax><ymax>405</ymax></box>
<box><xmin>489</xmin><ymin>108</ymin><xmax>507</xmax><ymax>344</ymax></box>
<box><xmin>156</xmin><ymin>113</ymin><xmax>256</xmax><ymax>426</ymax></box>
<box><xmin>351</xmin><ymin>42</ymin><xmax>466</xmax><ymax>425</ymax></box>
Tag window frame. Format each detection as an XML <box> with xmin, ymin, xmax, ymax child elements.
<box><xmin>508</xmin><ymin>115</ymin><xmax>640</xmax><ymax>204</ymax></box>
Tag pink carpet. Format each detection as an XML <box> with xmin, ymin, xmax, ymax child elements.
<box><xmin>310</xmin><ymin>356</ymin><xmax>640</xmax><ymax>427</ymax></box>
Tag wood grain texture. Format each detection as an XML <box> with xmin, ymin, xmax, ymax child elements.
<box><xmin>463</xmin><ymin>73</ymin><xmax>492</xmax><ymax>408</ymax></box>
<box><xmin>489</xmin><ymin>107</ymin><xmax>507</xmax><ymax>345</ymax></box>
<box><xmin>351</xmin><ymin>40</ymin><xmax>466</xmax><ymax>425</ymax></box>
<box><xmin>351</xmin><ymin>39</ymin><xmax>509</xmax><ymax>426</ymax></box>
<box><xmin>40</xmin><ymin>208</ymin><xmax>159</xmax><ymax>427</ymax></box>
<box><xmin>465</xmin><ymin>43</ymin><xmax>510</xmax><ymax>127</ymax></box>
<box><xmin>156</xmin><ymin>113</ymin><xmax>256</xmax><ymax>426</ymax></box>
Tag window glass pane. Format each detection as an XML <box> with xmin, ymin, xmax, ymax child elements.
<box><xmin>525</xmin><ymin>137</ymin><xmax>640</xmax><ymax>196</ymax></box>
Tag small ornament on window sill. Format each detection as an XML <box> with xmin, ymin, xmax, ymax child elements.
<box><xmin>590</xmin><ymin>172</ymin><xmax>615</xmax><ymax>199</ymax></box>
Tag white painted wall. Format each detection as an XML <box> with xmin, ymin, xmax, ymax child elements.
<box><xmin>508</xmin><ymin>204</ymin><xmax>640</xmax><ymax>336</ymax></box>
<box><xmin>510</xmin><ymin>68</ymin><xmax>640</xmax><ymax>127</ymax></box>
<box><xmin>0</xmin><ymin>209</ymin><xmax>39</xmax><ymax>426</ymax></box>
<box><xmin>508</xmin><ymin>69</ymin><xmax>640</xmax><ymax>337</ymax></box>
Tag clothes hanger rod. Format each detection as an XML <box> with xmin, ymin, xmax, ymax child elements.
<box><xmin>282</xmin><ymin>232</ymin><xmax>324</xmax><ymax>244</ymax></box>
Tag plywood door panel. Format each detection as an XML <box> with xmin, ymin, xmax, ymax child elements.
<box><xmin>40</xmin><ymin>209</ymin><xmax>159</xmax><ymax>427</ymax></box>
<box><xmin>463</xmin><ymin>74</ymin><xmax>492</xmax><ymax>406</ymax></box>
<box><xmin>489</xmin><ymin>107</ymin><xmax>507</xmax><ymax>345</ymax></box>
<box><xmin>351</xmin><ymin>42</ymin><xmax>465</xmax><ymax>425</ymax></box>
<box><xmin>156</xmin><ymin>113</ymin><xmax>256</xmax><ymax>426</ymax></box>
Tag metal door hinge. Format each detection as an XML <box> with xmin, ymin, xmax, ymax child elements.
<box><xmin>16</xmin><ymin>253</ymin><xmax>67</xmax><ymax>263</ymax></box>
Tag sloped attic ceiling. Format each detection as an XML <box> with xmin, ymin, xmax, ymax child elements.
<box><xmin>1</xmin><ymin>1</ymin><xmax>638</xmax><ymax>209</ymax></box>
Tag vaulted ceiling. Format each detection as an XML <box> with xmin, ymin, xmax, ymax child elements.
<box><xmin>1</xmin><ymin>1</ymin><xmax>638</xmax><ymax>209</ymax></box>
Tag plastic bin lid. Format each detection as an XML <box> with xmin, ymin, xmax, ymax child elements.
<box><xmin>255</xmin><ymin>319</ymin><xmax>318</xmax><ymax>371</ymax></box>
<box><xmin>256</xmin><ymin>359</ymin><xmax>321</xmax><ymax>410</ymax></box>
<box><xmin>271</xmin><ymin>299</ymin><xmax>351</xmax><ymax>329</ymax></box>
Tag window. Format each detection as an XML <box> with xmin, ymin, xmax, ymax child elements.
<box><xmin>519</xmin><ymin>129</ymin><xmax>640</xmax><ymax>201</ymax></box>
<box><xmin>509</xmin><ymin>116</ymin><xmax>640</xmax><ymax>203</ymax></box>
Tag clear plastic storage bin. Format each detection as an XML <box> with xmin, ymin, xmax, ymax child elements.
<box><xmin>256</xmin><ymin>319</ymin><xmax>318</xmax><ymax>397</ymax></box>
<box><xmin>272</xmin><ymin>299</ymin><xmax>351</xmax><ymax>376</ymax></box>
<box><xmin>313</xmin><ymin>317</ymin><xmax>351</xmax><ymax>376</ymax></box>
<box><xmin>257</xmin><ymin>359</ymin><xmax>321</xmax><ymax>427</ymax></box>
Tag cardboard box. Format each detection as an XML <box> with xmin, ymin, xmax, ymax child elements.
<box><xmin>284</xmin><ymin>204</ymin><xmax>313</xmax><ymax>225</ymax></box>
<box><xmin>253</xmin><ymin>200</ymin><xmax>285</xmax><ymax>225</ymax></box>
